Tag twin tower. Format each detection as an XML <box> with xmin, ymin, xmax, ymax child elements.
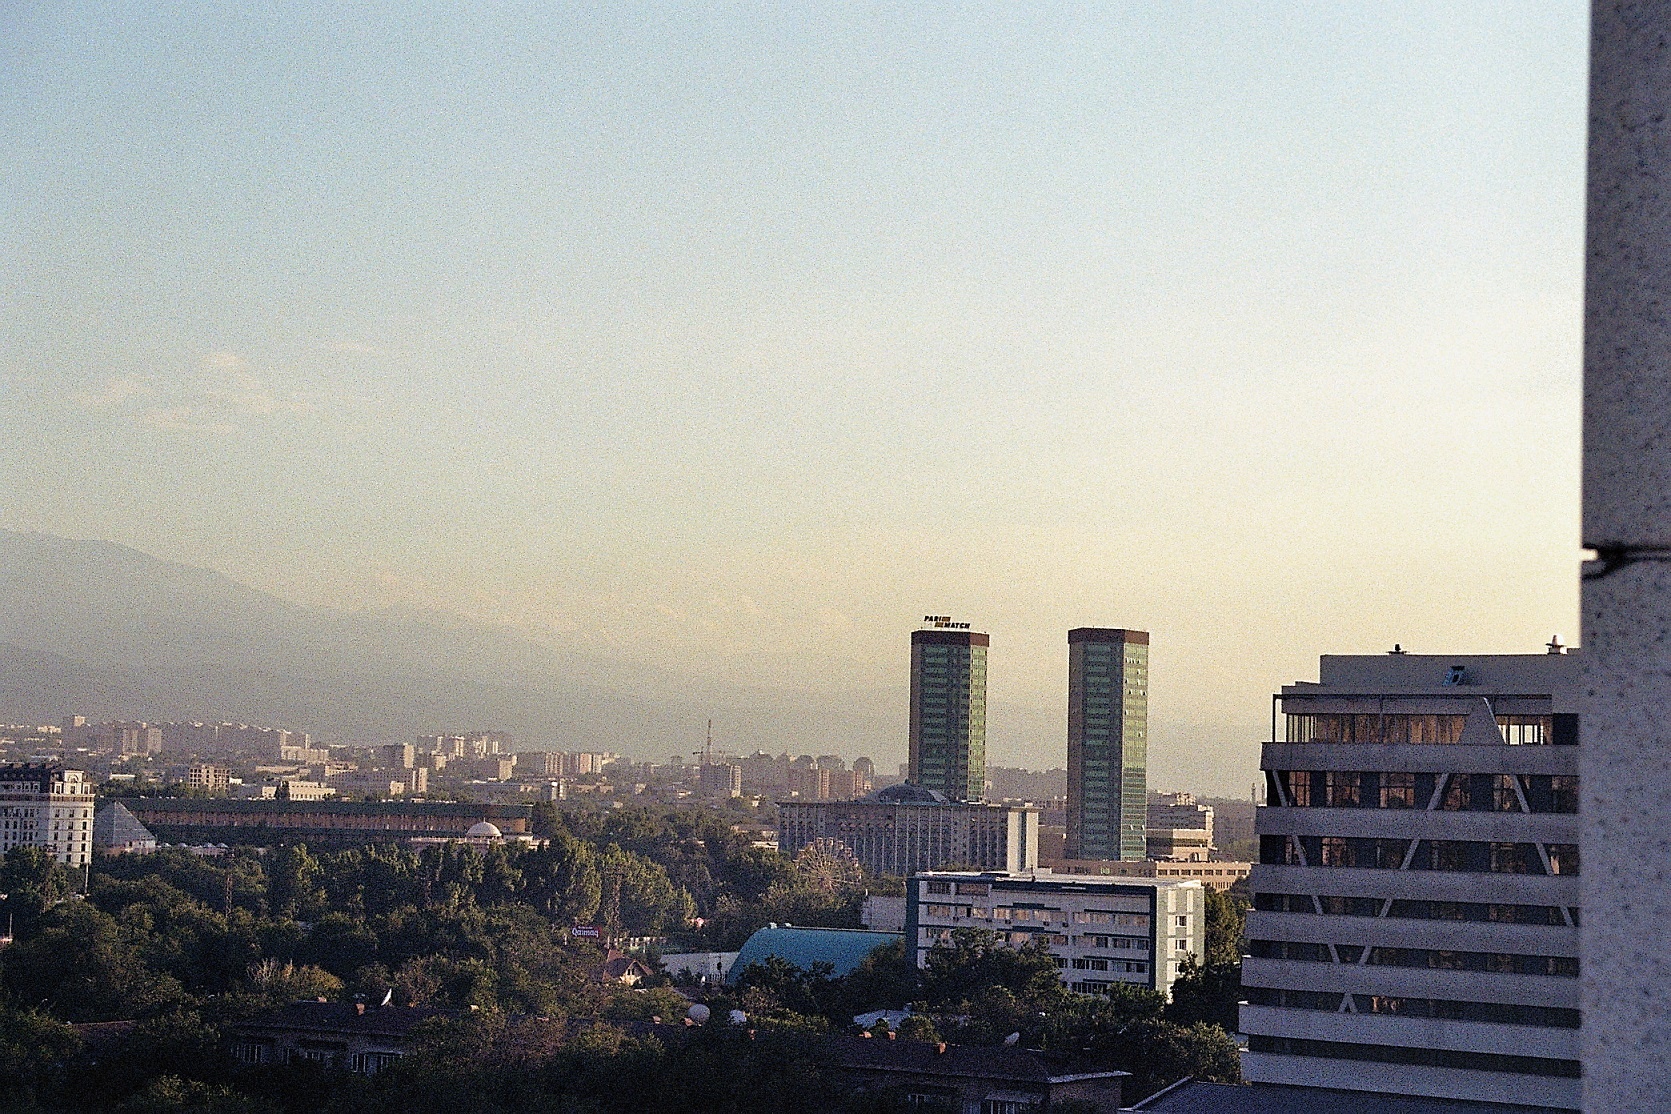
<box><xmin>907</xmin><ymin>623</ymin><xmax>1150</xmax><ymax>862</ymax></box>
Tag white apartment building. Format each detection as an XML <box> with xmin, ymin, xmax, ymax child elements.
<box><xmin>0</xmin><ymin>764</ymin><xmax>95</xmax><ymax>866</ymax></box>
<box><xmin>906</xmin><ymin>870</ymin><xmax>1205</xmax><ymax>999</ymax></box>
<box><xmin>1243</xmin><ymin>651</ymin><xmax>1581</xmax><ymax>1111</ymax></box>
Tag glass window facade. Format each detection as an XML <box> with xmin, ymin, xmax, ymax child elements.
<box><xmin>1066</xmin><ymin>630</ymin><xmax>1148</xmax><ymax>860</ymax></box>
<box><xmin>1268</xmin><ymin>770</ymin><xmax>1579</xmax><ymax>814</ymax></box>
<box><xmin>908</xmin><ymin>631</ymin><xmax>988</xmax><ymax>802</ymax></box>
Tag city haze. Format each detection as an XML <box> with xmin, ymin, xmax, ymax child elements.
<box><xmin>1</xmin><ymin>5</ymin><xmax>1588</xmax><ymax>796</ymax></box>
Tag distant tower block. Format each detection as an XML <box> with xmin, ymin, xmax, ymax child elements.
<box><xmin>908</xmin><ymin>618</ymin><xmax>988</xmax><ymax>803</ymax></box>
<box><xmin>1065</xmin><ymin>628</ymin><xmax>1149</xmax><ymax>861</ymax></box>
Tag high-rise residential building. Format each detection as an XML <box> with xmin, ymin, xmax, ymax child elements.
<box><xmin>908</xmin><ymin>622</ymin><xmax>988</xmax><ymax>803</ymax></box>
<box><xmin>61</xmin><ymin>716</ymin><xmax>103</xmax><ymax>750</ymax></box>
<box><xmin>825</xmin><ymin>769</ymin><xmax>861</xmax><ymax>800</ymax></box>
<box><xmin>111</xmin><ymin>722</ymin><xmax>163</xmax><ymax>757</ymax></box>
<box><xmin>570</xmin><ymin>752</ymin><xmax>616</xmax><ymax>776</ymax></box>
<box><xmin>518</xmin><ymin>751</ymin><xmax>566</xmax><ymax>777</ymax></box>
<box><xmin>0</xmin><ymin>764</ymin><xmax>95</xmax><ymax>866</ymax></box>
<box><xmin>1065</xmin><ymin>628</ymin><xmax>1148</xmax><ymax>861</ymax></box>
<box><xmin>160</xmin><ymin>722</ymin><xmax>223</xmax><ymax>754</ymax></box>
<box><xmin>700</xmin><ymin>763</ymin><xmax>743</xmax><ymax>798</ymax></box>
<box><xmin>1243</xmin><ymin>651</ymin><xmax>1581</xmax><ymax>1111</ymax></box>
<box><xmin>788</xmin><ymin>767</ymin><xmax>832</xmax><ymax>800</ymax></box>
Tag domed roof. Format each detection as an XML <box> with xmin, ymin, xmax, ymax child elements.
<box><xmin>466</xmin><ymin>821</ymin><xmax>503</xmax><ymax>839</ymax></box>
<box><xmin>865</xmin><ymin>783</ymin><xmax>950</xmax><ymax>805</ymax></box>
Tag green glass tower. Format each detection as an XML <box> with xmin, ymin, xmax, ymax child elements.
<box><xmin>1066</xmin><ymin>628</ymin><xmax>1148</xmax><ymax>860</ymax></box>
<box><xmin>908</xmin><ymin>626</ymin><xmax>988</xmax><ymax>803</ymax></box>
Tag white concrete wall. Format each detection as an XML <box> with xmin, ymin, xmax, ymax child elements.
<box><xmin>1241</xmin><ymin>1052</ymin><xmax>1579</xmax><ymax>1110</ymax></box>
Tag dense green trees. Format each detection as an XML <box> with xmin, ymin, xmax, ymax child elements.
<box><xmin>1203</xmin><ymin>888</ymin><xmax>1249</xmax><ymax>967</ymax></box>
<box><xmin>0</xmin><ymin>806</ymin><xmax>1247</xmax><ymax>1110</ymax></box>
<box><xmin>0</xmin><ymin>805</ymin><xmax>877</xmax><ymax>1110</ymax></box>
<box><xmin>911</xmin><ymin>929</ymin><xmax>1240</xmax><ymax>1100</ymax></box>
<box><xmin>719</xmin><ymin>925</ymin><xmax>1240</xmax><ymax>1103</ymax></box>
<box><xmin>1166</xmin><ymin>887</ymin><xmax>1249</xmax><ymax>1030</ymax></box>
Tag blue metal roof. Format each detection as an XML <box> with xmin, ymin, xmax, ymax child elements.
<box><xmin>727</xmin><ymin>926</ymin><xmax>902</xmax><ymax>985</ymax></box>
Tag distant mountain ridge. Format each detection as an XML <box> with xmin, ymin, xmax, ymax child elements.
<box><xmin>0</xmin><ymin>529</ymin><xmax>922</xmax><ymax>757</ymax></box>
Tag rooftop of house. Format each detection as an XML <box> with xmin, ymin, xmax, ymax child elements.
<box><xmin>603</xmin><ymin>949</ymin><xmax>656</xmax><ymax>982</ymax></box>
<box><xmin>826</xmin><ymin>1033</ymin><xmax>1126</xmax><ymax>1086</ymax></box>
<box><xmin>229</xmin><ymin>1000</ymin><xmax>453</xmax><ymax>1040</ymax></box>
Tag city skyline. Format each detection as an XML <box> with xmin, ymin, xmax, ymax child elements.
<box><xmin>0</xmin><ymin>6</ymin><xmax>1587</xmax><ymax>799</ymax></box>
<box><xmin>0</xmin><ymin>5</ymin><xmax>1661</xmax><ymax>1110</ymax></box>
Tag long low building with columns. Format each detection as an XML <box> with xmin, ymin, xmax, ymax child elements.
<box><xmin>778</xmin><ymin>783</ymin><xmax>1038</xmax><ymax>877</ymax></box>
<box><xmin>118</xmin><ymin>797</ymin><xmax>534</xmax><ymax>848</ymax></box>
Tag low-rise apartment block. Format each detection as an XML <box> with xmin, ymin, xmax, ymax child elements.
<box><xmin>906</xmin><ymin>870</ymin><xmax>1205</xmax><ymax>998</ymax></box>
<box><xmin>330</xmin><ymin>772</ymin><xmax>410</xmax><ymax>798</ymax></box>
<box><xmin>186</xmin><ymin>763</ymin><xmax>229</xmax><ymax>794</ymax></box>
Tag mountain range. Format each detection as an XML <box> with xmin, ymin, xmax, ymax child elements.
<box><xmin>0</xmin><ymin>530</ymin><xmax>1066</xmax><ymax>766</ymax></box>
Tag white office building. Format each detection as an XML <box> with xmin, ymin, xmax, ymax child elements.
<box><xmin>906</xmin><ymin>870</ymin><xmax>1204</xmax><ymax>999</ymax></box>
<box><xmin>0</xmin><ymin>764</ymin><xmax>96</xmax><ymax>866</ymax></box>
<box><xmin>780</xmin><ymin>784</ymin><xmax>1038</xmax><ymax>877</ymax></box>
<box><xmin>1146</xmin><ymin>791</ymin><xmax>1214</xmax><ymax>861</ymax></box>
<box><xmin>1243</xmin><ymin>651</ymin><xmax>1581</xmax><ymax>1110</ymax></box>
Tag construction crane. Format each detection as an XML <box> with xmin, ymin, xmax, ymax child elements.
<box><xmin>692</xmin><ymin>719</ymin><xmax>714</xmax><ymax>767</ymax></box>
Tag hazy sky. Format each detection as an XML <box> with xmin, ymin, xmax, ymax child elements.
<box><xmin>1</xmin><ymin>3</ymin><xmax>1588</xmax><ymax>793</ymax></box>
